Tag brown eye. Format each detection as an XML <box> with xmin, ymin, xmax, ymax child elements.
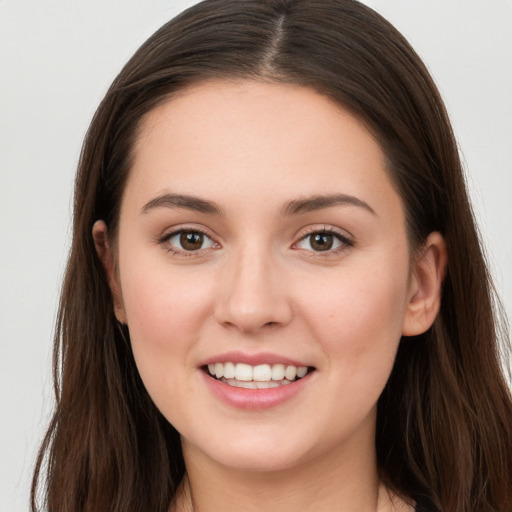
<box><xmin>166</xmin><ymin>230</ymin><xmax>215</xmax><ymax>252</ymax></box>
<box><xmin>296</xmin><ymin>230</ymin><xmax>351</xmax><ymax>253</ymax></box>
<box><xmin>180</xmin><ymin>231</ymin><xmax>204</xmax><ymax>250</ymax></box>
<box><xmin>309</xmin><ymin>233</ymin><xmax>334</xmax><ymax>251</ymax></box>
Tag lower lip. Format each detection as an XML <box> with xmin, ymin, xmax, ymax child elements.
<box><xmin>201</xmin><ymin>371</ymin><xmax>314</xmax><ymax>410</ymax></box>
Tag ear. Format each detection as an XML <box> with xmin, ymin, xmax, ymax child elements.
<box><xmin>402</xmin><ymin>232</ymin><xmax>448</xmax><ymax>336</ymax></box>
<box><xmin>92</xmin><ymin>220</ymin><xmax>127</xmax><ymax>324</ymax></box>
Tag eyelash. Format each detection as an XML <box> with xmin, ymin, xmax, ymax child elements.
<box><xmin>158</xmin><ymin>227</ymin><xmax>218</xmax><ymax>257</ymax></box>
<box><xmin>157</xmin><ymin>225</ymin><xmax>354</xmax><ymax>257</ymax></box>
<box><xmin>293</xmin><ymin>226</ymin><xmax>354</xmax><ymax>256</ymax></box>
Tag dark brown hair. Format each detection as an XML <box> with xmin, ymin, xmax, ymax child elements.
<box><xmin>32</xmin><ymin>1</ymin><xmax>512</xmax><ymax>511</ymax></box>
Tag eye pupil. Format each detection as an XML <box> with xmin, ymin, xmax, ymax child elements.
<box><xmin>311</xmin><ymin>233</ymin><xmax>333</xmax><ymax>251</ymax></box>
<box><xmin>180</xmin><ymin>231</ymin><xmax>203</xmax><ymax>250</ymax></box>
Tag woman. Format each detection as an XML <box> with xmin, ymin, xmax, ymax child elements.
<box><xmin>31</xmin><ymin>1</ymin><xmax>512</xmax><ymax>511</ymax></box>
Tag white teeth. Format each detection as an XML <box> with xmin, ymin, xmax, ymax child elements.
<box><xmin>234</xmin><ymin>363</ymin><xmax>253</xmax><ymax>381</ymax></box>
<box><xmin>236</xmin><ymin>380</ymin><xmax>258</xmax><ymax>389</ymax></box>
<box><xmin>223</xmin><ymin>361</ymin><xmax>235</xmax><ymax>379</ymax></box>
<box><xmin>215</xmin><ymin>362</ymin><xmax>224</xmax><ymax>379</ymax></box>
<box><xmin>221</xmin><ymin>378</ymin><xmax>292</xmax><ymax>388</ymax></box>
<box><xmin>285</xmin><ymin>365</ymin><xmax>297</xmax><ymax>381</ymax></box>
<box><xmin>256</xmin><ymin>380</ymin><xmax>282</xmax><ymax>389</ymax></box>
<box><xmin>253</xmin><ymin>364</ymin><xmax>272</xmax><ymax>381</ymax></box>
<box><xmin>271</xmin><ymin>363</ymin><xmax>285</xmax><ymax>380</ymax></box>
<box><xmin>206</xmin><ymin>362</ymin><xmax>310</xmax><ymax>383</ymax></box>
<box><xmin>297</xmin><ymin>366</ymin><xmax>308</xmax><ymax>378</ymax></box>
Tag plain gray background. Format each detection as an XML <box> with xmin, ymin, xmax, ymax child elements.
<box><xmin>1</xmin><ymin>1</ymin><xmax>511</xmax><ymax>510</ymax></box>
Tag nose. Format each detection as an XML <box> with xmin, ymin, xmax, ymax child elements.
<box><xmin>214</xmin><ymin>244</ymin><xmax>293</xmax><ymax>334</ymax></box>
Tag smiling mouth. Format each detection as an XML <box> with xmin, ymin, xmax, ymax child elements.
<box><xmin>203</xmin><ymin>362</ymin><xmax>315</xmax><ymax>389</ymax></box>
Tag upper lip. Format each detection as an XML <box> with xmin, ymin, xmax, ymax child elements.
<box><xmin>199</xmin><ymin>351</ymin><xmax>314</xmax><ymax>368</ymax></box>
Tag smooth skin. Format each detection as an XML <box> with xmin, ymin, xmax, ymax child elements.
<box><xmin>94</xmin><ymin>80</ymin><xmax>447</xmax><ymax>512</ymax></box>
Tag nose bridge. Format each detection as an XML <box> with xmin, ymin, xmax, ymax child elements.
<box><xmin>215</xmin><ymin>239</ymin><xmax>292</xmax><ymax>333</ymax></box>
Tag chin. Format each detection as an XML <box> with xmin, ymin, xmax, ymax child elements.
<box><xmin>211</xmin><ymin>449</ymin><xmax>308</xmax><ymax>474</ymax></box>
<box><xmin>182</xmin><ymin>428</ymin><xmax>317</xmax><ymax>474</ymax></box>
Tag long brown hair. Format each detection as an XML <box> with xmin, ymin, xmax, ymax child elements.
<box><xmin>32</xmin><ymin>1</ymin><xmax>512</xmax><ymax>511</ymax></box>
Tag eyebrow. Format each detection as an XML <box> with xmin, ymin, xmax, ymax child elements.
<box><xmin>281</xmin><ymin>193</ymin><xmax>376</xmax><ymax>216</ymax></box>
<box><xmin>141</xmin><ymin>192</ymin><xmax>376</xmax><ymax>217</ymax></box>
<box><xmin>141</xmin><ymin>193</ymin><xmax>223</xmax><ymax>215</ymax></box>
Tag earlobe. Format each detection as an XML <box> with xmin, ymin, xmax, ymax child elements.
<box><xmin>92</xmin><ymin>220</ymin><xmax>127</xmax><ymax>324</ymax></box>
<box><xmin>402</xmin><ymin>232</ymin><xmax>447</xmax><ymax>336</ymax></box>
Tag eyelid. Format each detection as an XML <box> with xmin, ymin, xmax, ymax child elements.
<box><xmin>155</xmin><ymin>223</ymin><xmax>353</xmax><ymax>257</ymax></box>
<box><xmin>157</xmin><ymin>225</ymin><xmax>221</xmax><ymax>256</ymax></box>
<box><xmin>292</xmin><ymin>225</ymin><xmax>354</xmax><ymax>254</ymax></box>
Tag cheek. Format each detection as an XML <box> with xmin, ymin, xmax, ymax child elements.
<box><xmin>118</xmin><ymin>259</ymin><xmax>221</xmax><ymax>429</ymax></box>
<box><xmin>299</xmin><ymin>261</ymin><xmax>409</xmax><ymax>380</ymax></box>
<box><xmin>118</xmin><ymin>253</ymin><xmax>214</xmax><ymax>383</ymax></box>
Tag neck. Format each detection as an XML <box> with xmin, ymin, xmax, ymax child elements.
<box><xmin>174</xmin><ymin>430</ymin><xmax>393</xmax><ymax>512</ymax></box>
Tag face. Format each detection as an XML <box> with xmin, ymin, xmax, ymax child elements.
<box><xmin>108</xmin><ymin>80</ymin><xmax>424</xmax><ymax>473</ymax></box>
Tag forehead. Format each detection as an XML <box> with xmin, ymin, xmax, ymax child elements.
<box><xmin>135</xmin><ymin>79</ymin><xmax>380</xmax><ymax>166</ymax></box>
<box><xmin>125</xmin><ymin>79</ymin><xmax>401</xmax><ymax>220</ymax></box>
